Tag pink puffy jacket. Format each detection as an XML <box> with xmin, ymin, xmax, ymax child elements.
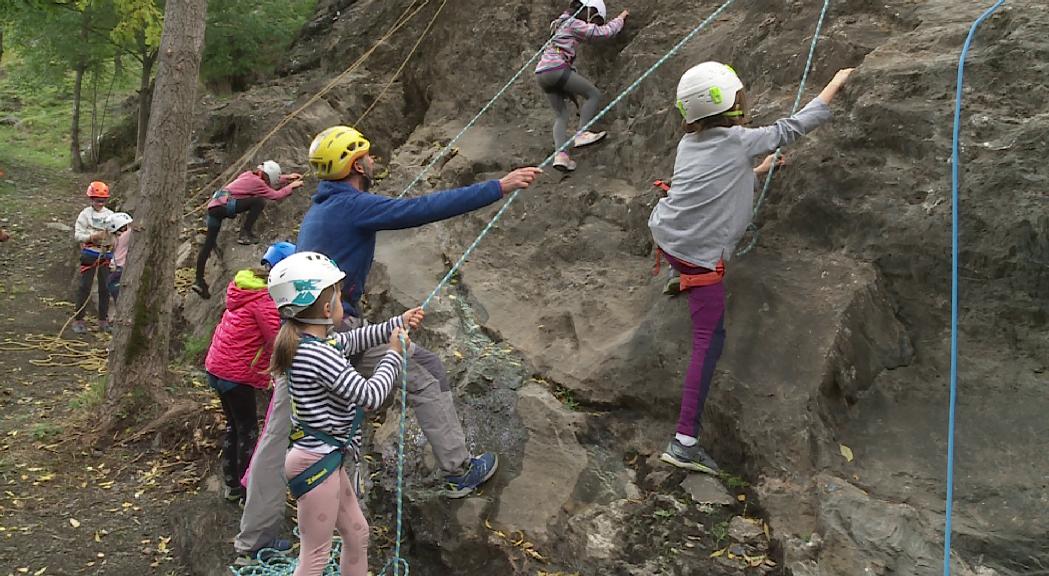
<box><xmin>204</xmin><ymin>270</ymin><xmax>280</xmax><ymax>388</ymax></box>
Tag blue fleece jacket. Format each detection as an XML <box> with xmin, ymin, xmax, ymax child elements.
<box><xmin>296</xmin><ymin>179</ymin><xmax>504</xmax><ymax>315</ymax></box>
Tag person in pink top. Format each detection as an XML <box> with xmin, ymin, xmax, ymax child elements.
<box><xmin>535</xmin><ymin>0</ymin><xmax>628</xmax><ymax>172</ymax></box>
<box><xmin>106</xmin><ymin>212</ymin><xmax>134</xmax><ymax>300</ymax></box>
<box><xmin>193</xmin><ymin>161</ymin><xmax>304</xmax><ymax>299</ymax></box>
<box><xmin>204</xmin><ymin>256</ymin><xmax>282</xmax><ymax>504</ymax></box>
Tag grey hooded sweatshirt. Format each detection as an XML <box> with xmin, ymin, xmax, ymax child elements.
<box><xmin>648</xmin><ymin>97</ymin><xmax>832</xmax><ymax>269</ymax></box>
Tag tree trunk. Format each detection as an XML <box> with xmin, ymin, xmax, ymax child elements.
<box><xmin>104</xmin><ymin>0</ymin><xmax>209</xmax><ymax>428</ymax></box>
<box><xmin>71</xmin><ymin>63</ymin><xmax>85</xmax><ymax>172</ymax></box>
<box><xmin>136</xmin><ymin>32</ymin><xmax>158</xmax><ymax>157</ymax></box>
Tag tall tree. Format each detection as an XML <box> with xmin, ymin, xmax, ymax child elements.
<box><xmin>104</xmin><ymin>0</ymin><xmax>207</xmax><ymax>429</ymax></box>
<box><xmin>109</xmin><ymin>0</ymin><xmax>163</xmax><ymax>156</ymax></box>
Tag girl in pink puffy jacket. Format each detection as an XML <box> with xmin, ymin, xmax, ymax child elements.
<box><xmin>204</xmin><ymin>263</ymin><xmax>281</xmax><ymax>503</ymax></box>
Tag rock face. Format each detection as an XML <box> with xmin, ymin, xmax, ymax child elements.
<box><xmin>174</xmin><ymin>0</ymin><xmax>1049</xmax><ymax>574</ymax></box>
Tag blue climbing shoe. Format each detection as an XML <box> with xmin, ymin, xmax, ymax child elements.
<box><xmin>234</xmin><ymin>538</ymin><xmax>293</xmax><ymax>566</ymax></box>
<box><xmin>660</xmin><ymin>439</ymin><xmax>719</xmax><ymax>475</ymax></box>
<box><xmin>444</xmin><ymin>453</ymin><xmax>499</xmax><ymax>499</ymax></box>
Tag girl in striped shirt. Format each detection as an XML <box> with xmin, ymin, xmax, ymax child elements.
<box><xmin>267</xmin><ymin>251</ymin><xmax>424</xmax><ymax>576</ymax></box>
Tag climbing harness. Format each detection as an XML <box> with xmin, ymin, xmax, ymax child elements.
<box><xmin>944</xmin><ymin>3</ymin><xmax>1005</xmax><ymax>575</ymax></box>
<box><xmin>189</xmin><ymin>0</ymin><xmax>435</xmax><ymax>216</ymax></box>
<box><xmin>651</xmin><ymin>249</ymin><xmax>725</xmax><ymax>289</ymax></box>
<box><xmin>736</xmin><ymin>0</ymin><xmax>832</xmax><ymax>257</ymax></box>
<box><xmin>420</xmin><ymin>0</ymin><xmax>742</xmax><ymax>310</ymax></box>
<box><xmin>395</xmin><ymin>5</ymin><xmax>586</xmax><ymax>199</ymax></box>
<box><xmin>286</xmin><ymin>415</ymin><xmax>365</xmax><ymax>499</ymax></box>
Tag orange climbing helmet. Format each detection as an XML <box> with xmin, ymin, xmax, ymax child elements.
<box><xmin>86</xmin><ymin>181</ymin><xmax>110</xmax><ymax>199</ymax></box>
<box><xmin>308</xmin><ymin>126</ymin><xmax>371</xmax><ymax>181</ymax></box>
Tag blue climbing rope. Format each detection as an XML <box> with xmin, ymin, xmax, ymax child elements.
<box><xmin>736</xmin><ymin>0</ymin><xmax>831</xmax><ymax>257</ymax></box>
<box><xmin>420</xmin><ymin>0</ymin><xmax>742</xmax><ymax>309</ymax></box>
<box><xmin>944</xmin><ymin>2</ymin><xmax>1005</xmax><ymax>575</ymax></box>
<box><xmin>396</xmin><ymin>5</ymin><xmax>586</xmax><ymax>199</ymax></box>
<box><xmin>377</xmin><ymin>335</ymin><xmax>413</xmax><ymax>576</ymax></box>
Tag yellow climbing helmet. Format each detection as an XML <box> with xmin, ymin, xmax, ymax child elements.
<box><xmin>308</xmin><ymin>126</ymin><xmax>371</xmax><ymax>181</ymax></box>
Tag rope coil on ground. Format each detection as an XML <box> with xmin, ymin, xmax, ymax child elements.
<box><xmin>736</xmin><ymin>0</ymin><xmax>831</xmax><ymax>257</ymax></box>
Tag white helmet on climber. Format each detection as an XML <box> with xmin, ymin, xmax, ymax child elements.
<box><xmin>581</xmin><ymin>0</ymin><xmax>607</xmax><ymax>20</ymax></box>
<box><xmin>267</xmin><ymin>251</ymin><xmax>345</xmax><ymax>322</ymax></box>
<box><xmin>676</xmin><ymin>62</ymin><xmax>745</xmax><ymax>124</ymax></box>
<box><xmin>258</xmin><ymin>160</ymin><xmax>282</xmax><ymax>188</ymax></box>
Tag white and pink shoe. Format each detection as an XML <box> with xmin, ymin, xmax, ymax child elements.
<box><xmin>573</xmin><ymin>130</ymin><xmax>607</xmax><ymax>148</ymax></box>
<box><xmin>552</xmin><ymin>152</ymin><xmax>577</xmax><ymax>172</ymax></box>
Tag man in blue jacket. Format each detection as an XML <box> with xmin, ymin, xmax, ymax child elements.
<box><xmin>297</xmin><ymin>126</ymin><xmax>542</xmax><ymax>497</ymax></box>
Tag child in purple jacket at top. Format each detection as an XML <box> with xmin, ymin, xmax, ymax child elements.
<box><xmin>535</xmin><ymin>0</ymin><xmax>629</xmax><ymax>172</ymax></box>
<box><xmin>193</xmin><ymin>161</ymin><xmax>304</xmax><ymax>299</ymax></box>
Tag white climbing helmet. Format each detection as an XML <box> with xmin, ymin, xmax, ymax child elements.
<box><xmin>581</xmin><ymin>0</ymin><xmax>607</xmax><ymax>20</ymax></box>
<box><xmin>106</xmin><ymin>212</ymin><xmax>133</xmax><ymax>233</ymax></box>
<box><xmin>267</xmin><ymin>251</ymin><xmax>345</xmax><ymax>321</ymax></box>
<box><xmin>676</xmin><ymin>62</ymin><xmax>745</xmax><ymax>124</ymax></box>
<box><xmin>258</xmin><ymin>160</ymin><xmax>282</xmax><ymax>188</ymax></box>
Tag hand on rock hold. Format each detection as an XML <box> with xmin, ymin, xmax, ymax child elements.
<box><xmin>289</xmin><ymin>180</ymin><xmax>305</xmax><ymax>190</ymax></box>
<box><xmin>499</xmin><ymin>167</ymin><xmax>543</xmax><ymax>196</ymax></box>
<box><xmin>754</xmin><ymin>153</ymin><xmax>786</xmax><ymax>176</ymax></box>
<box><xmin>818</xmin><ymin>68</ymin><xmax>855</xmax><ymax>105</ymax></box>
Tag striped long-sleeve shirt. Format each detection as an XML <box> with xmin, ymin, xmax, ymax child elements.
<box><xmin>535</xmin><ymin>12</ymin><xmax>625</xmax><ymax>75</ymax></box>
<box><xmin>287</xmin><ymin>316</ymin><xmax>404</xmax><ymax>455</ymax></box>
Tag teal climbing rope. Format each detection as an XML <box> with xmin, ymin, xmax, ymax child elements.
<box><xmin>421</xmin><ymin>0</ymin><xmax>742</xmax><ymax>310</ymax></box>
<box><xmin>736</xmin><ymin>0</ymin><xmax>832</xmax><ymax>257</ymax></box>
<box><xmin>395</xmin><ymin>5</ymin><xmax>585</xmax><ymax>199</ymax></box>
<box><xmin>377</xmin><ymin>335</ymin><xmax>413</xmax><ymax>576</ymax></box>
<box><xmin>945</xmin><ymin>2</ymin><xmax>1005</xmax><ymax>575</ymax></box>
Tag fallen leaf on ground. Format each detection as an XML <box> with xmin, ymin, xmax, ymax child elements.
<box><xmin>840</xmin><ymin>444</ymin><xmax>854</xmax><ymax>463</ymax></box>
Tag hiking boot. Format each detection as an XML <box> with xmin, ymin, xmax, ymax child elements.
<box><xmin>663</xmin><ymin>274</ymin><xmax>681</xmax><ymax>296</ymax></box>
<box><xmin>191</xmin><ymin>280</ymin><xmax>211</xmax><ymax>300</ymax></box>
<box><xmin>573</xmin><ymin>130</ymin><xmax>606</xmax><ymax>148</ymax></box>
<box><xmin>99</xmin><ymin>320</ymin><xmax>112</xmax><ymax>333</ymax></box>
<box><xmin>660</xmin><ymin>439</ymin><xmax>719</xmax><ymax>475</ymax></box>
<box><xmin>552</xmin><ymin>152</ymin><xmax>576</xmax><ymax>173</ymax></box>
<box><xmin>223</xmin><ymin>484</ymin><xmax>245</xmax><ymax>504</ymax></box>
<box><xmin>71</xmin><ymin>320</ymin><xmax>88</xmax><ymax>334</ymax></box>
<box><xmin>444</xmin><ymin>452</ymin><xmax>499</xmax><ymax>499</ymax></box>
<box><xmin>234</xmin><ymin>538</ymin><xmax>293</xmax><ymax>566</ymax></box>
<box><xmin>237</xmin><ymin>231</ymin><xmax>259</xmax><ymax>246</ymax></box>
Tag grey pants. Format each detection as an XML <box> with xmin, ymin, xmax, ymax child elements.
<box><xmin>536</xmin><ymin>68</ymin><xmax>602</xmax><ymax>149</ymax></box>
<box><xmin>234</xmin><ymin>376</ymin><xmax>291</xmax><ymax>554</ymax></box>
<box><xmin>350</xmin><ymin>316</ymin><xmax>471</xmax><ymax>477</ymax></box>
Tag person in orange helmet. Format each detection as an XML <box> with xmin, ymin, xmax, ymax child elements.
<box><xmin>72</xmin><ymin>181</ymin><xmax>115</xmax><ymax>334</ymax></box>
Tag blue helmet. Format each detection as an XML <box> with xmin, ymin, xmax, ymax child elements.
<box><xmin>261</xmin><ymin>242</ymin><xmax>296</xmax><ymax>268</ymax></box>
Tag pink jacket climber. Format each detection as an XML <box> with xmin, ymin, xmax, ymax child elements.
<box><xmin>535</xmin><ymin>11</ymin><xmax>625</xmax><ymax>74</ymax></box>
<box><xmin>204</xmin><ymin>269</ymin><xmax>280</xmax><ymax>389</ymax></box>
<box><xmin>206</xmin><ymin>170</ymin><xmax>299</xmax><ymax>210</ymax></box>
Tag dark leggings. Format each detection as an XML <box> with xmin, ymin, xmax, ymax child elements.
<box><xmin>194</xmin><ymin>197</ymin><xmax>265</xmax><ymax>284</ymax></box>
<box><xmin>75</xmin><ymin>256</ymin><xmax>111</xmax><ymax>321</ymax></box>
<box><xmin>211</xmin><ymin>376</ymin><xmax>259</xmax><ymax>490</ymax></box>
<box><xmin>536</xmin><ymin>68</ymin><xmax>603</xmax><ymax>149</ymax></box>
<box><xmin>108</xmin><ymin>267</ymin><xmax>123</xmax><ymax>300</ymax></box>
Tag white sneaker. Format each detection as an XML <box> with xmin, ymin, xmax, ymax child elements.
<box><xmin>552</xmin><ymin>152</ymin><xmax>576</xmax><ymax>172</ymax></box>
<box><xmin>573</xmin><ymin>130</ymin><xmax>606</xmax><ymax>148</ymax></box>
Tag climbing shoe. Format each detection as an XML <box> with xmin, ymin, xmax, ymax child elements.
<box><xmin>573</xmin><ymin>130</ymin><xmax>606</xmax><ymax>148</ymax></box>
<box><xmin>444</xmin><ymin>452</ymin><xmax>499</xmax><ymax>498</ymax></box>
<box><xmin>663</xmin><ymin>274</ymin><xmax>681</xmax><ymax>296</ymax></box>
<box><xmin>660</xmin><ymin>439</ymin><xmax>719</xmax><ymax>475</ymax></box>
<box><xmin>552</xmin><ymin>152</ymin><xmax>577</xmax><ymax>173</ymax></box>
<box><xmin>234</xmin><ymin>538</ymin><xmax>293</xmax><ymax>566</ymax></box>
<box><xmin>191</xmin><ymin>280</ymin><xmax>211</xmax><ymax>300</ymax></box>
<box><xmin>237</xmin><ymin>231</ymin><xmax>259</xmax><ymax>245</ymax></box>
<box><xmin>71</xmin><ymin>320</ymin><xmax>88</xmax><ymax>334</ymax></box>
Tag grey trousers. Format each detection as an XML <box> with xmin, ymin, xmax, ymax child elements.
<box><xmin>536</xmin><ymin>68</ymin><xmax>603</xmax><ymax>149</ymax></box>
<box><xmin>349</xmin><ymin>316</ymin><xmax>471</xmax><ymax>478</ymax></box>
<box><xmin>234</xmin><ymin>376</ymin><xmax>291</xmax><ymax>554</ymax></box>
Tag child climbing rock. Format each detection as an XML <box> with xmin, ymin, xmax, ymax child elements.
<box><xmin>193</xmin><ymin>161</ymin><xmax>304</xmax><ymax>299</ymax></box>
<box><xmin>535</xmin><ymin>0</ymin><xmax>629</xmax><ymax>172</ymax></box>
<box><xmin>649</xmin><ymin>62</ymin><xmax>853</xmax><ymax>474</ymax></box>
<box><xmin>203</xmin><ymin>249</ymin><xmax>283</xmax><ymax>504</ymax></box>
<box><xmin>72</xmin><ymin>181</ymin><xmax>115</xmax><ymax>334</ymax></box>
<box><xmin>266</xmin><ymin>251</ymin><xmax>424</xmax><ymax>576</ymax></box>
<box><xmin>106</xmin><ymin>212</ymin><xmax>133</xmax><ymax>300</ymax></box>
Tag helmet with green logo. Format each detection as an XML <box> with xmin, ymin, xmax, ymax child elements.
<box><xmin>267</xmin><ymin>251</ymin><xmax>345</xmax><ymax>320</ymax></box>
<box><xmin>676</xmin><ymin>62</ymin><xmax>744</xmax><ymax>124</ymax></box>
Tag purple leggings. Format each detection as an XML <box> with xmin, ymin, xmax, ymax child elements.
<box><xmin>664</xmin><ymin>252</ymin><xmax>727</xmax><ymax>438</ymax></box>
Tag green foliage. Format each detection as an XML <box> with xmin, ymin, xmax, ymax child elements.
<box><xmin>201</xmin><ymin>0</ymin><xmax>316</xmax><ymax>86</ymax></box>
<box><xmin>69</xmin><ymin>376</ymin><xmax>108</xmax><ymax>412</ymax></box>
<box><xmin>109</xmin><ymin>0</ymin><xmax>163</xmax><ymax>50</ymax></box>
<box><xmin>711</xmin><ymin>520</ymin><xmax>729</xmax><ymax>546</ymax></box>
<box><xmin>181</xmin><ymin>329</ymin><xmax>214</xmax><ymax>366</ymax></box>
<box><xmin>30</xmin><ymin>421</ymin><xmax>62</xmax><ymax>441</ymax></box>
